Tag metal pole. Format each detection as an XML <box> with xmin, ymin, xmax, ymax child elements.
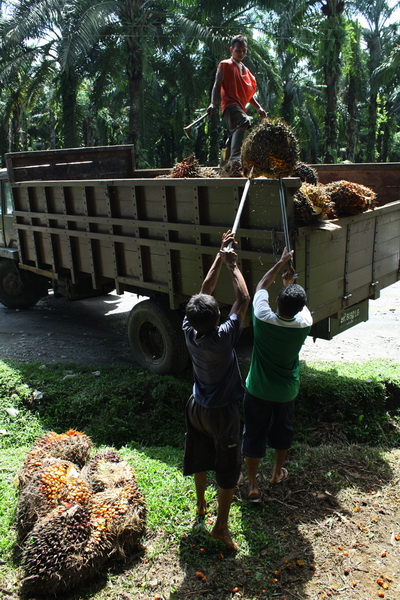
<box><xmin>279</xmin><ymin>177</ymin><xmax>297</xmax><ymax>276</ymax></box>
<box><xmin>227</xmin><ymin>166</ymin><xmax>254</xmax><ymax>248</ymax></box>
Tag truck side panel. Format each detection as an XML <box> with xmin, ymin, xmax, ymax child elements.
<box><xmin>295</xmin><ymin>200</ymin><xmax>400</xmax><ymax>322</ymax></box>
<box><xmin>7</xmin><ymin>149</ymin><xmax>400</xmax><ymax>332</ymax></box>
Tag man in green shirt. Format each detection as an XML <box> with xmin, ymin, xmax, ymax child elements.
<box><xmin>243</xmin><ymin>248</ymin><xmax>312</xmax><ymax>501</ymax></box>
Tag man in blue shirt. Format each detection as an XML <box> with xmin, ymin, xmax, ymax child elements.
<box><xmin>182</xmin><ymin>230</ymin><xmax>250</xmax><ymax>550</ymax></box>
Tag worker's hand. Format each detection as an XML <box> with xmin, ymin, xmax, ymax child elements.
<box><xmin>282</xmin><ymin>267</ymin><xmax>296</xmax><ymax>286</ymax></box>
<box><xmin>258</xmin><ymin>108</ymin><xmax>267</xmax><ymax>120</ymax></box>
<box><xmin>207</xmin><ymin>103</ymin><xmax>217</xmax><ymax>116</ymax></box>
<box><xmin>280</xmin><ymin>247</ymin><xmax>294</xmax><ymax>264</ymax></box>
<box><xmin>223</xmin><ymin>248</ymin><xmax>238</xmax><ymax>270</ymax></box>
<box><xmin>220</xmin><ymin>230</ymin><xmax>236</xmax><ymax>251</ymax></box>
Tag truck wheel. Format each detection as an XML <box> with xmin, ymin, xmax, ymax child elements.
<box><xmin>0</xmin><ymin>260</ymin><xmax>48</xmax><ymax>309</ymax></box>
<box><xmin>127</xmin><ymin>299</ymin><xmax>189</xmax><ymax>375</ymax></box>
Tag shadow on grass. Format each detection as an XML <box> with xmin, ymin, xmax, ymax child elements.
<box><xmin>2</xmin><ymin>360</ymin><xmax>398</xmax><ymax>456</ymax></box>
<box><xmin>170</xmin><ymin>444</ymin><xmax>394</xmax><ymax>599</ymax></box>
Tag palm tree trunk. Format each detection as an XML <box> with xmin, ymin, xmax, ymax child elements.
<box><xmin>10</xmin><ymin>106</ymin><xmax>21</xmax><ymax>152</ymax></box>
<box><xmin>60</xmin><ymin>70</ymin><xmax>79</xmax><ymax>147</ymax></box>
<box><xmin>366</xmin><ymin>92</ymin><xmax>377</xmax><ymax>161</ymax></box>
<box><xmin>126</xmin><ymin>35</ymin><xmax>143</xmax><ymax>146</ymax></box>
<box><xmin>321</xmin><ymin>1</ymin><xmax>345</xmax><ymax>163</ymax></box>
<box><xmin>346</xmin><ymin>75</ymin><xmax>357</xmax><ymax>162</ymax></box>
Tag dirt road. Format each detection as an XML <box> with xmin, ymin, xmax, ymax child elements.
<box><xmin>0</xmin><ymin>281</ymin><xmax>399</xmax><ymax>366</ymax></box>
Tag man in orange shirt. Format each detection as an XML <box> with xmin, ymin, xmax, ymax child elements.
<box><xmin>208</xmin><ymin>34</ymin><xmax>266</xmax><ymax>165</ymax></box>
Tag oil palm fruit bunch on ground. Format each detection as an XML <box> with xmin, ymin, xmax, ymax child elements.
<box><xmin>17</xmin><ymin>433</ymin><xmax>146</xmax><ymax>597</ymax></box>
<box><xmin>170</xmin><ymin>154</ymin><xmax>202</xmax><ymax>178</ymax></box>
<box><xmin>21</xmin><ymin>502</ymin><xmax>93</xmax><ymax>596</ymax></box>
<box><xmin>16</xmin><ymin>458</ymin><xmax>91</xmax><ymax>540</ymax></box>
<box><xmin>292</xmin><ymin>161</ymin><xmax>319</xmax><ymax>185</ymax></box>
<box><xmin>241</xmin><ymin>119</ymin><xmax>299</xmax><ymax>178</ymax></box>
<box><xmin>325</xmin><ymin>180</ymin><xmax>377</xmax><ymax>217</ymax></box>
<box><xmin>18</xmin><ymin>429</ymin><xmax>93</xmax><ymax>487</ymax></box>
<box><xmin>82</xmin><ymin>449</ymin><xmax>125</xmax><ymax>492</ymax></box>
<box><xmin>86</xmin><ymin>482</ymin><xmax>146</xmax><ymax>560</ymax></box>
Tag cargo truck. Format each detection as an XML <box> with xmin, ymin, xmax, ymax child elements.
<box><xmin>0</xmin><ymin>145</ymin><xmax>399</xmax><ymax>374</ymax></box>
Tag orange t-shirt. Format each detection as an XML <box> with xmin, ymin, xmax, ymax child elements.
<box><xmin>219</xmin><ymin>58</ymin><xmax>257</xmax><ymax>113</ymax></box>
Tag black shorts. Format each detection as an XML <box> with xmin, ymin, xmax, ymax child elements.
<box><xmin>242</xmin><ymin>391</ymin><xmax>295</xmax><ymax>458</ymax></box>
<box><xmin>183</xmin><ymin>396</ymin><xmax>242</xmax><ymax>490</ymax></box>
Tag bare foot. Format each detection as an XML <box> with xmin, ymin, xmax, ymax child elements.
<box><xmin>196</xmin><ymin>499</ymin><xmax>207</xmax><ymax>516</ymax></box>
<box><xmin>210</xmin><ymin>526</ymin><xmax>238</xmax><ymax>551</ymax></box>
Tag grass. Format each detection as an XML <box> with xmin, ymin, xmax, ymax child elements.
<box><xmin>0</xmin><ymin>358</ymin><xmax>400</xmax><ymax>599</ymax></box>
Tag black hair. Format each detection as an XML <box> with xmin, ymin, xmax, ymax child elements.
<box><xmin>277</xmin><ymin>284</ymin><xmax>307</xmax><ymax>318</ymax></box>
<box><xmin>185</xmin><ymin>293</ymin><xmax>220</xmax><ymax>336</ymax></box>
<box><xmin>231</xmin><ymin>34</ymin><xmax>248</xmax><ymax>47</ymax></box>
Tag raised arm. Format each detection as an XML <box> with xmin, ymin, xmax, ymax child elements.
<box><xmin>223</xmin><ymin>250</ymin><xmax>250</xmax><ymax>323</ymax></box>
<box><xmin>200</xmin><ymin>230</ymin><xmax>234</xmax><ymax>295</ymax></box>
<box><xmin>256</xmin><ymin>248</ymin><xmax>294</xmax><ymax>292</ymax></box>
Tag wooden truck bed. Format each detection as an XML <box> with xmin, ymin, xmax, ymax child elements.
<box><xmin>4</xmin><ymin>146</ymin><xmax>400</xmax><ymax>356</ymax></box>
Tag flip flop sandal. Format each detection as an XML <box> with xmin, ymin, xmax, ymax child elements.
<box><xmin>270</xmin><ymin>467</ymin><xmax>288</xmax><ymax>484</ymax></box>
<box><xmin>248</xmin><ymin>491</ymin><xmax>262</xmax><ymax>503</ymax></box>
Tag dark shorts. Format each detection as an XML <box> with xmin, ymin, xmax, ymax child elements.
<box><xmin>242</xmin><ymin>391</ymin><xmax>295</xmax><ymax>458</ymax></box>
<box><xmin>183</xmin><ymin>395</ymin><xmax>242</xmax><ymax>490</ymax></box>
<box><xmin>223</xmin><ymin>104</ymin><xmax>252</xmax><ymax>134</ymax></box>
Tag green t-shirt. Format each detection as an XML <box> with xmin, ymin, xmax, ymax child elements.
<box><xmin>246</xmin><ymin>289</ymin><xmax>312</xmax><ymax>402</ymax></box>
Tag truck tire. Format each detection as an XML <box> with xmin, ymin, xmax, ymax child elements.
<box><xmin>0</xmin><ymin>260</ymin><xmax>48</xmax><ymax>309</ymax></box>
<box><xmin>127</xmin><ymin>299</ymin><xmax>189</xmax><ymax>375</ymax></box>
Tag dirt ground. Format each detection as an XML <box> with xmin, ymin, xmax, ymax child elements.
<box><xmin>127</xmin><ymin>446</ymin><xmax>400</xmax><ymax>600</ymax></box>
<box><xmin>1</xmin><ymin>285</ymin><xmax>399</xmax><ymax>600</ymax></box>
<box><xmin>0</xmin><ymin>280</ymin><xmax>399</xmax><ymax>366</ymax></box>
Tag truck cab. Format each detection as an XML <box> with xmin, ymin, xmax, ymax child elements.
<box><xmin>0</xmin><ymin>167</ymin><xmax>48</xmax><ymax>308</ymax></box>
<box><xmin>0</xmin><ymin>168</ymin><xmax>15</xmax><ymax>251</ymax></box>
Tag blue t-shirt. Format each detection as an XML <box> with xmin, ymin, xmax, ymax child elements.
<box><xmin>182</xmin><ymin>313</ymin><xmax>244</xmax><ymax>408</ymax></box>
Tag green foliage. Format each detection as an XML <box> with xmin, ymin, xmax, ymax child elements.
<box><xmin>0</xmin><ymin>448</ymin><xmax>25</xmax><ymax>556</ymax></box>
<box><xmin>0</xmin><ymin>361</ymin><xmax>192</xmax><ymax>449</ymax></box>
<box><xmin>0</xmin><ymin>362</ymin><xmax>45</xmax><ymax>448</ymax></box>
<box><xmin>1</xmin><ymin>1</ymin><xmax>399</xmax><ymax>165</ymax></box>
<box><xmin>1</xmin><ymin>359</ymin><xmax>399</xmax><ymax>455</ymax></box>
<box><xmin>297</xmin><ymin>361</ymin><xmax>400</xmax><ymax>446</ymax></box>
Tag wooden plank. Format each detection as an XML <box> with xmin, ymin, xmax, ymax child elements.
<box><xmin>6</xmin><ymin>145</ymin><xmax>135</xmax><ymax>182</ymax></box>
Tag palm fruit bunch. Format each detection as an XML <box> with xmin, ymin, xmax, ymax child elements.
<box><xmin>82</xmin><ymin>449</ymin><xmax>134</xmax><ymax>493</ymax></box>
<box><xmin>298</xmin><ymin>183</ymin><xmax>336</xmax><ymax>219</ymax></box>
<box><xmin>17</xmin><ymin>432</ymin><xmax>146</xmax><ymax>597</ymax></box>
<box><xmin>18</xmin><ymin>429</ymin><xmax>93</xmax><ymax>487</ymax></box>
<box><xmin>16</xmin><ymin>458</ymin><xmax>91</xmax><ymax>540</ymax></box>
<box><xmin>324</xmin><ymin>180</ymin><xmax>377</xmax><ymax>217</ymax></box>
<box><xmin>293</xmin><ymin>191</ymin><xmax>316</xmax><ymax>226</ymax></box>
<box><xmin>85</xmin><ymin>482</ymin><xmax>146</xmax><ymax>560</ymax></box>
<box><xmin>219</xmin><ymin>159</ymin><xmax>244</xmax><ymax>178</ymax></box>
<box><xmin>170</xmin><ymin>154</ymin><xmax>202</xmax><ymax>178</ymax></box>
<box><xmin>21</xmin><ymin>502</ymin><xmax>93</xmax><ymax>596</ymax></box>
<box><xmin>241</xmin><ymin>118</ymin><xmax>299</xmax><ymax>178</ymax></box>
<box><xmin>292</xmin><ymin>161</ymin><xmax>319</xmax><ymax>185</ymax></box>
<box><xmin>38</xmin><ymin>461</ymin><xmax>91</xmax><ymax>508</ymax></box>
